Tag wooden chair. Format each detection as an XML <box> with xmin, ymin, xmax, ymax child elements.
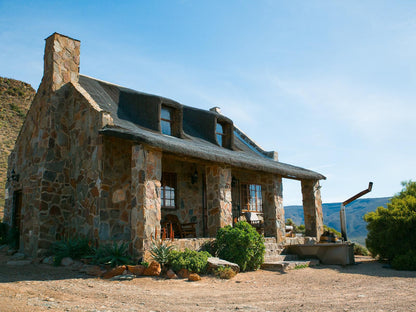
<box><xmin>162</xmin><ymin>214</ymin><xmax>197</xmax><ymax>238</ymax></box>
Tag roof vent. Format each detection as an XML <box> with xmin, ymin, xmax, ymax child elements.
<box><xmin>209</xmin><ymin>107</ymin><xmax>221</xmax><ymax>114</ymax></box>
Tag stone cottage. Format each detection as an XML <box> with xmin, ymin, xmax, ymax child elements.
<box><xmin>4</xmin><ymin>33</ymin><xmax>326</xmax><ymax>258</ymax></box>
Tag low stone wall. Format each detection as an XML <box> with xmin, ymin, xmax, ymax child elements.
<box><xmin>170</xmin><ymin>238</ymin><xmax>214</xmax><ymax>251</ymax></box>
<box><xmin>284</xmin><ymin>236</ymin><xmax>318</xmax><ymax>246</ymax></box>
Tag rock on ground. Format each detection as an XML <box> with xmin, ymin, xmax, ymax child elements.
<box><xmin>207</xmin><ymin>257</ymin><xmax>240</xmax><ymax>273</ymax></box>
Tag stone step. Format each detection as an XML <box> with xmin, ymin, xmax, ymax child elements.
<box><xmin>264</xmin><ymin>254</ymin><xmax>300</xmax><ymax>262</ymax></box>
<box><xmin>261</xmin><ymin>259</ymin><xmax>320</xmax><ymax>272</ymax></box>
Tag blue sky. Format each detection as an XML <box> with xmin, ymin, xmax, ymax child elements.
<box><xmin>1</xmin><ymin>1</ymin><xmax>415</xmax><ymax>205</ymax></box>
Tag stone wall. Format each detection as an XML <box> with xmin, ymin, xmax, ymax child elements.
<box><xmin>4</xmin><ymin>33</ymin><xmax>104</xmax><ymax>257</ymax></box>
<box><xmin>205</xmin><ymin>165</ymin><xmax>232</xmax><ymax>237</ymax></box>
<box><xmin>301</xmin><ymin>179</ymin><xmax>324</xmax><ymax>239</ymax></box>
<box><xmin>99</xmin><ymin>137</ymin><xmax>132</xmax><ymax>244</ymax></box>
<box><xmin>131</xmin><ymin>144</ymin><xmax>162</xmax><ymax>259</ymax></box>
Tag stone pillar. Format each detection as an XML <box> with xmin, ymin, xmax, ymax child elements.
<box><xmin>263</xmin><ymin>176</ymin><xmax>285</xmax><ymax>243</ymax></box>
<box><xmin>131</xmin><ymin>144</ymin><xmax>162</xmax><ymax>259</ymax></box>
<box><xmin>205</xmin><ymin>165</ymin><xmax>232</xmax><ymax>237</ymax></box>
<box><xmin>301</xmin><ymin>179</ymin><xmax>324</xmax><ymax>239</ymax></box>
<box><xmin>43</xmin><ymin>32</ymin><xmax>80</xmax><ymax>92</ymax></box>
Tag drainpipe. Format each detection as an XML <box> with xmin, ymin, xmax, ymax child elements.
<box><xmin>340</xmin><ymin>182</ymin><xmax>373</xmax><ymax>241</ymax></box>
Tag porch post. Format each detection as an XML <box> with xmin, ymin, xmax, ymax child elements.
<box><xmin>205</xmin><ymin>165</ymin><xmax>232</xmax><ymax>237</ymax></box>
<box><xmin>130</xmin><ymin>144</ymin><xmax>162</xmax><ymax>259</ymax></box>
<box><xmin>263</xmin><ymin>175</ymin><xmax>285</xmax><ymax>243</ymax></box>
<box><xmin>301</xmin><ymin>179</ymin><xmax>324</xmax><ymax>239</ymax></box>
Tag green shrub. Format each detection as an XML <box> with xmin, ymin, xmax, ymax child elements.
<box><xmin>391</xmin><ymin>250</ymin><xmax>416</xmax><ymax>271</ymax></box>
<box><xmin>201</xmin><ymin>239</ymin><xmax>218</xmax><ymax>256</ymax></box>
<box><xmin>294</xmin><ymin>264</ymin><xmax>309</xmax><ymax>270</ymax></box>
<box><xmin>168</xmin><ymin>248</ymin><xmax>211</xmax><ymax>273</ymax></box>
<box><xmin>51</xmin><ymin>237</ymin><xmax>94</xmax><ymax>266</ymax></box>
<box><xmin>353</xmin><ymin>243</ymin><xmax>369</xmax><ymax>256</ymax></box>
<box><xmin>149</xmin><ymin>239</ymin><xmax>174</xmax><ymax>268</ymax></box>
<box><xmin>216</xmin><ymin>221</ymin><xmax>265</xmax><ymax>272</ymax></box>
<box><xmin>285</xmin><ymin>218</ymin><xmax>305</xmax><ymax>234</ymax></box>
<box><xmin>323</xmin><ymin>225</ymin><xmax>341</xmax><ymax>238</ymax></box>
<box><xmin>215</xmin><ymin>266</ymin><xmax>236</xmax><ymax>279</ymax></box>
<box><xmin>92</xmin><ymin>241</ymin><xmax>132</xmax><ymax>267</ymax></box>
<box><xmin>364</xmin><ymin>181</ymin><xmax>416</xmax><ymax>270</ymax></box>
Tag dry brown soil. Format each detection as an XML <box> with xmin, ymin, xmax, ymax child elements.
<box><xmin>0</xmin><ymin>252</ymin><xmax>415</xmax><ymax>312</ymax></box>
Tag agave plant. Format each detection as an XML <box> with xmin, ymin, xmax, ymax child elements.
<box><xmin>149</xmin><ymin>239</ymin><xmax>174</xmax><ymax>268</ymax></box>
<box><xmin>94</xmin><ymin>241</ymin><xmax>132</xmax><ymax>267</ymax></box>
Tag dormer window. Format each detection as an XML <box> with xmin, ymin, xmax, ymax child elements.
<box><xmin>216</xmin><ymin>122</ymin><xmax>225</xmax><ymax>146</ymax></box>
<box><xmin>161</xmin><ymin>106</ymin><xmax>172</xmax><ymax>135</ymax></box>
<box><xmin>160</xmin><ymin>104</ymin><xmax>182</xmax><ymax>138</ymax></box>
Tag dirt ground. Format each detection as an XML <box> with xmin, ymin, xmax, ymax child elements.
<box><xmin>0</xmin><ymin>251</ymin><xmax>415</xmax><ymax>312</ymax></box>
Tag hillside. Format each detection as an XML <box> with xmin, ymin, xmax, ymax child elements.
<box><xmin>0</xmin><ymin>77</ymin><xmax>35</xmax><ymax>219</ymax></box>
<box><xmin>285</xmin><ymin>197</ymin><xmax>391</xmax><ymax>245</ymax></box>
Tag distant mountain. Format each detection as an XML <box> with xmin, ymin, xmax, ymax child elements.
<box><xmin>0</xmin><ymin>77</ymin><xmax>35</xmax><ymax>219</ymax></box>
<box><xmin>285</xmin><ymin>197</ymin><xmax>391</xmax><ymax>245</ymax></box>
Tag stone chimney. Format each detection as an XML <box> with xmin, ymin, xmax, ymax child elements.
<box><xmin>42</xmin><ymin>33</ymin><xmax>80</xmax><ymax>92</ymax></box>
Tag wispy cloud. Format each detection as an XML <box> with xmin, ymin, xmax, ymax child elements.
<box><xmin>270</xmin><ymin>76</ymin><xmax>416</xmax><ymax>142</ymax></box>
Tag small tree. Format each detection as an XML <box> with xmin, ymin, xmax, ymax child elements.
<box><xmin>364</xmin><ymin>181</ymin><xmax>416</xmax><ymax>270</ymax></box>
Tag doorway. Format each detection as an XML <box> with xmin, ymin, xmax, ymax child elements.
<box><xmin>12</xmin><ymin>190</ymin><xmax>22</xmax><ymax>249</ymax></box>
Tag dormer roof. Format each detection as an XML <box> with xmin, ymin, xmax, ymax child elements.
<box><xmin>78</xmin><ymin>74</ymin><xmax>325</xmax><ymax>181</ymax></box>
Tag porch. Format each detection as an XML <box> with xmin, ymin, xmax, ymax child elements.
<box><xmin>100</xmin><ymin>138</ymin><xmax>324</xmax><ymax>259</ymax></box>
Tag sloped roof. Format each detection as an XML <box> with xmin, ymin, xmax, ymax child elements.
<box><xmin>78</xmin><ymin>75</ymin><xmax>325</xmax><ymax>181</ymax></box>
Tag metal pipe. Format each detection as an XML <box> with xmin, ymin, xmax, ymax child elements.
<box><xmin>340</xmin><ymin>182</ymin><xmax>373</xmax><ymax>241</ymax></box>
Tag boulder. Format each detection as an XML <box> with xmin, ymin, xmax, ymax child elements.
<box><xmin>177</xmin><ymin>268</ymin><xmax>190</xmax><ymax>278</ymax></box>
<box><xmin>143</xmin><ymin>261</ymin><xmax>161</xmax><ymax>276</ymax></box>
<box><xmin>126</xmin><ymin>265</ymin><xmax>145</xmax><ymax>276</ymax></box>
<box><xmin>60</xmin><ymin>257</ymin><xmax>74</xmax><ymax>266</ymax></box>
<box><xmin>188</xmin><ymin>273</ymin><xmax>201</xmax><ymax>281</ymax></box>
<box><xmin>42</xmin><ymin>256</ymin><xmax>54</xmax><ymax>265</ymax></box>
<box><xmin>11</xmin><ymin>252</ymin><xmax>25</xmax><ymax>260</ymax></box>
<box><xmin>102</xmin><ymin>265</ymin><xmax>127</xmax><ymax>279</ymax></box>
<box><xmin>166</xmin><ymin>269</ymin><xmax>177</xmax><ymax>279</ymax></box>
<box><xmin>207</xmin><ymin>257</ymin><xmax>240</xmax><ymax>273</ymax></box>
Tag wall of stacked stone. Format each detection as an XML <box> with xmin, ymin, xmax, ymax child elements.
<box><xmin>205</xmin><ymin>165</ymin><xmax>232</xmax><ymax>237</ymax></box>
<box><xmin>170</xmin><ymin>238</ymin><xmax>214</xmax><ymax>252</ymax></box>
<box><xmin>4</xmin><ymin>33</ymin><xmax>103</xmax><ymax>257</ymax></box>
<box><xmin>100</xmin><ymin>136</ymin><xmax>132</xmax><ymax>244</ymax></box>
<box><xmin>131</xmin><ymin>144</ymin><xmax>162</xmax><ymax>259</ymax></box>
<box><xmin>4</xmin><ymin>81</ymin><xmax>58</xmax><ymax>256</ymax></box>
<box><xmin>301</xmin><ymin>179</ymin><xmax>324</xmax><ymax>239</ymax></box>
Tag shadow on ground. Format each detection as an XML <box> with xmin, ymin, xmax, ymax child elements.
<box><xmin>303</xmin><ymin>256</ymin><xmax>416</xmax><ymax>279</ymax></box>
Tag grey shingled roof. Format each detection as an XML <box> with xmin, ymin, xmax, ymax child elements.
<box><xmin>78</xmin><ymin>75</ymin><xmax>326</xmax><ymax>181</ymax></box>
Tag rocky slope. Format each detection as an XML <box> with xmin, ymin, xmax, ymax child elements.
<box><xmin>0</xmin><ymin>77</ymin><xmax>35</xmax><ymax>218</ymax></box>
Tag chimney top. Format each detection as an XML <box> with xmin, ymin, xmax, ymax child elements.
<box><xmin>209</xmin><ymin>107</ymin><xmax>221</xmax><ymax>114</ymax></box>
<box><xmin>42</xmin><ymin>32</ymin><xmax>80</xmax><ymax>92</ymax></box>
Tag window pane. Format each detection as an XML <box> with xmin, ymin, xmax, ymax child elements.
<box><xmin>216</xmin><ymin>134</ymin><xmax>223</xmax><ymax>146</ymax></box>
<box><xmin>216</xmin><ymin>123</ymin><xmax>223</xmax><ymax>134</ymax></box>
<box><xmin>161</xmin><ymin>172</ymin><xmax>176</xmax><ymax>209</ymax></box>
<box><xmin>161</xmin><ymin>107</ymin><xmax>171</xmax><ymax>120</ymax></box>
<box><xmin>161</xmin><ymin>120</ymin><xmax>171</xmax><ymax>135</ymax></box>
